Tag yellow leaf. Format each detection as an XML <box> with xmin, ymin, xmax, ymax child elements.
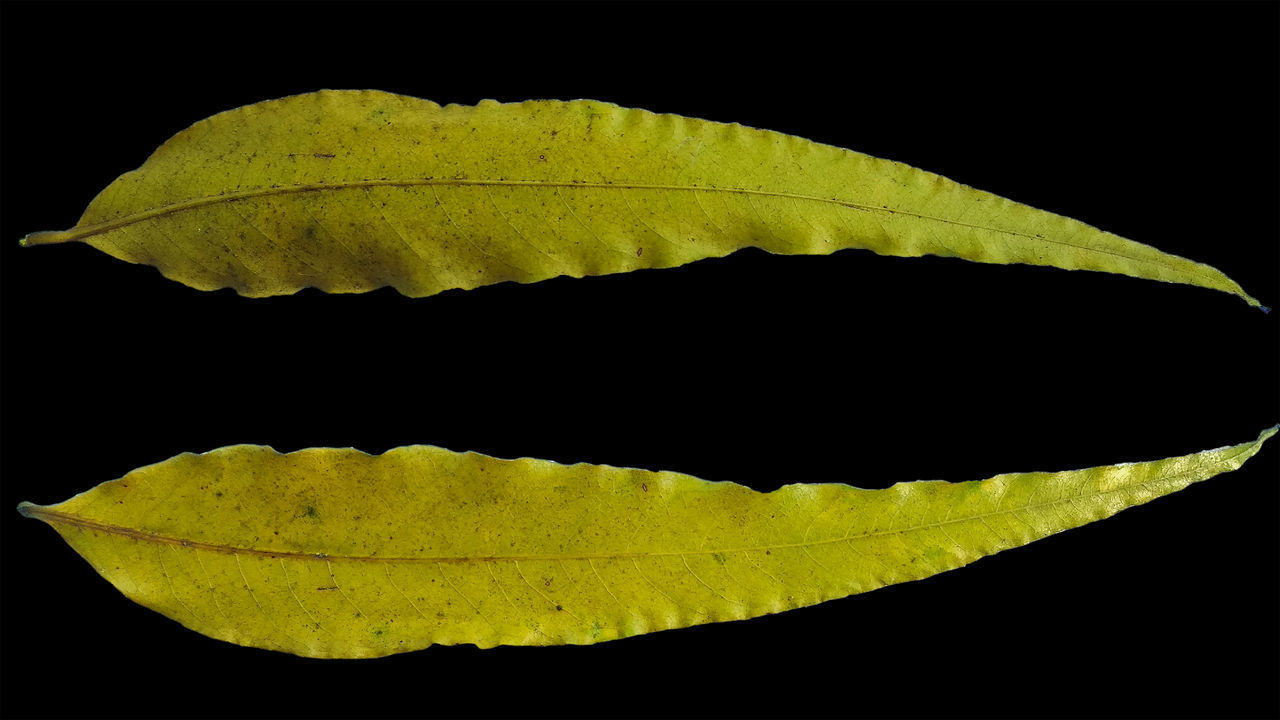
<box><xmin>18</xmin><ymin>426</ymin><xmax>1275</xmax><ymax>658</ymax></box>
<box><xmin>19</xmin><ymin>91</ymin><xmax>1260</xmax><ymax>306</ymax></box>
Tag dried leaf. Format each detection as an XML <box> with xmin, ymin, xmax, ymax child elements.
<box><xmin>20</xmin><ymin>91</ymin><xmax>1260</xmax><ymax>305</ymax></box>
<box><xmin>18</xmin><ymin>426</ymin><xmax>1275</xmax><ymax>658</ymax></box>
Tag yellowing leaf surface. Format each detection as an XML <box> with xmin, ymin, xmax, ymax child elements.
<box><xmin>18</xmin><ymin>427</ymin><xmax>1275</xmax><ymax>658</ymax></box>
<box><xmin>20</xmin><ymin>91</ymin><xmax>1259</xmax><ymax>305</ymax></box>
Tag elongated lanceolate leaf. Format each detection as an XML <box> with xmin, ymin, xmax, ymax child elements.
<box><xmin>18</xmin><ymin>426</ymin><xmax>1275</xmax><ymax>658</ymax></box>
<box><xmin>20</xmin><ymin>91</ymin><xmax>1260</xmax><ymax>305</ymax></box>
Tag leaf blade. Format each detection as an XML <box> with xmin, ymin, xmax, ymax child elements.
<box><xmin>20</xmin><ymin>91</ymin><xmax>1260</xmax><ymax>305</ymax></box>
<box><xmin>18</xmin><ymin>426</ymin><xmax>1276</xmax><ymax>658</ymax></box>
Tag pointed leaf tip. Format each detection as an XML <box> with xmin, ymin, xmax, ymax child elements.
<box><xmin>16</xmin><ymin>501</ymin><xmax>39</xmax><ymax>518</ymax></box>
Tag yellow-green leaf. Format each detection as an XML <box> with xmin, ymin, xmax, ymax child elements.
<box><xmin>18</xmin><ymin>426</ymin><xmax>1275</xmax><ymax>658</ymax></box>
<box><xmin>19</xmin><ymin>91</ymin><xmax>1259</xmax><ymax>306</ymax></box>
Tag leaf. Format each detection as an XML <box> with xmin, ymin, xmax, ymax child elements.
<box><xmin>18</xmin><ymin>426</ymin><xmax>1275</xmax><ymax>658</ymax></box>
<box><xmin>19</xmin><ymin>91</ymin><xmax>1260</xmax><ymax>306</ymax></box>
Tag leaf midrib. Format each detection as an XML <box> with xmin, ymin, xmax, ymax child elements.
<box><xmin>25</xmin><ymin>457</ymin><xmax>1225</xmax><ymax>566</ymax></box>
<box><xmin>29</xmin><ymin>176</ymin><xmax>1137</xmax><ymax>266</ymax></box>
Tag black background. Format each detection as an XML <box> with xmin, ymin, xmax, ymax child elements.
<box><xmin>1</xmin><ymin>2</ymin><xmax>1277</xmax><ymax>719</ymax></box>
